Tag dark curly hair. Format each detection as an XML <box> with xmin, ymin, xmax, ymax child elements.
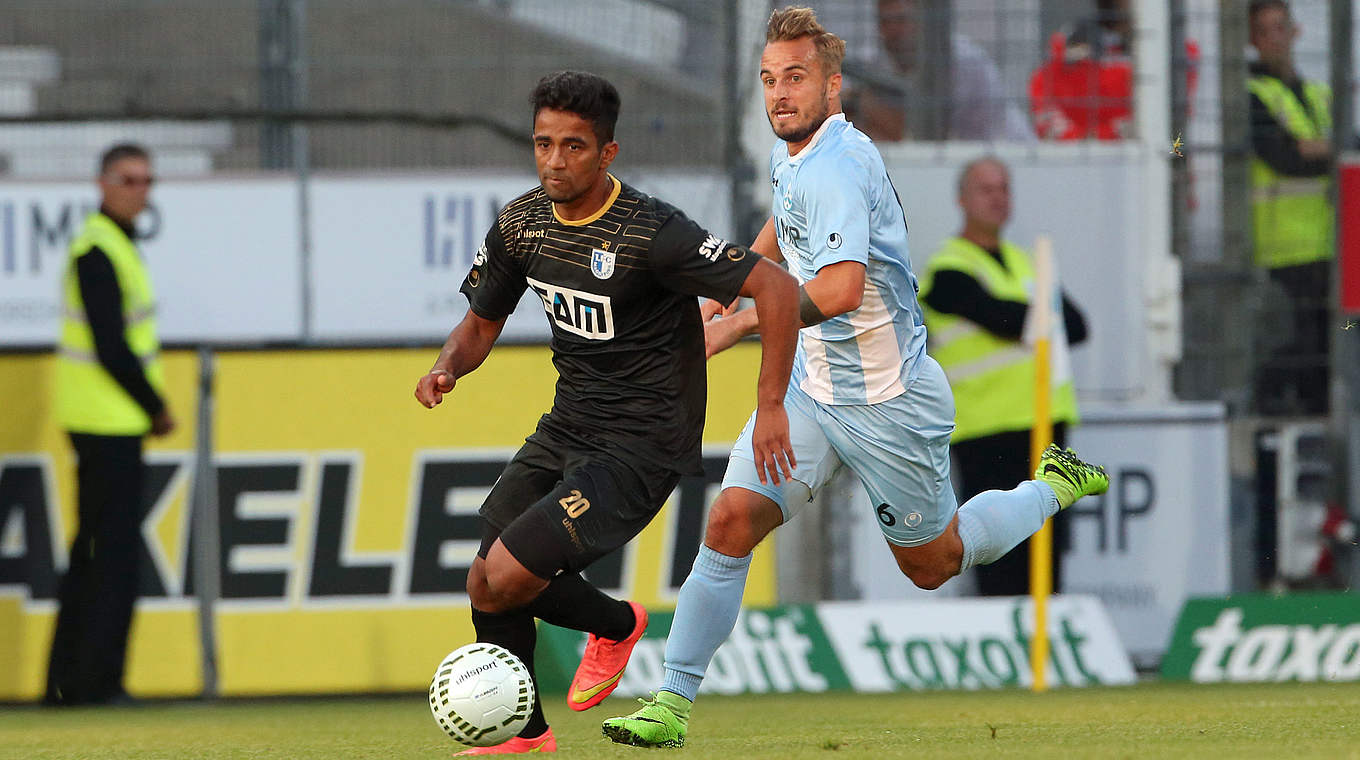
<box><xmin>530</xmin><ymin>71</ymin><xmax>620</xmax><ymax>146</ymax></box>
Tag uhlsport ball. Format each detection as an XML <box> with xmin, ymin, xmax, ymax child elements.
<box><xmin>428</xmin><ymin>643</ymin><xmax>535</xmax><ymax>747</ymax></box>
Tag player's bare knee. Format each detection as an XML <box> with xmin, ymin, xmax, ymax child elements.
<box><xmin>467</xmin><ymin>580</ymin><xmax>512</xmax><ymax>613</ymax></box>
<box><xmin>477</xmin><ymin>564</ymin><xmax>539</xmax><ymax>612</ymax></box>
<box><xmin>474</xmin><ymin>585</ymin><xmax>534</xmax><ymax>613</ymax></box>
<box><xmin>704</xmin><ymin>490</ymin><xmax>782</xmax><ymax>556</ymax></box>
<box><xmin>704</xmin><ymin>503</ymin><xmax>761</xmax><ymax>556</ymax></box>
<box><xmin>703</xmin><ymin>502</ymin><xmax>743</xmax><ymax>545</ymax></box>
<box><xmin>903</xmin><ymin>567</ymin><xmax>951</xmax><ymax>591</ymax></box>
<box><xmin>893</xmin><ymin>554</ymin><xmax>958</xmax><ymax>591</ymax></box>
<box><xmin>465</xmin><ymin>562</ymin><xmax>491</xmax><ymax>608</ymax></box>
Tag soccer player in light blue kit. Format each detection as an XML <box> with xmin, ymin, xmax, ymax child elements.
<box><xmin>603</xmin><ymin>7</ymin><xmax>1109</xmax><ymax>748</ymax></box>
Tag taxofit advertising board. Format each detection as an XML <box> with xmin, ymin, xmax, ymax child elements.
<box><xmin>0</xmin><ymin>344</ymin><xmax>770</xmax><ymax>699</ymax></box>
<box><xmin>1162</xmin><ymin>592</ymin><xmax>1360</xmax><ymax>683</ymax></box>
<box><xmin>537</xmin><ymin>597</ymin><xmax>1135</xmax><ymax>695</ymax></box>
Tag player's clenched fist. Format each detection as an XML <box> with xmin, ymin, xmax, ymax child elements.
<box><xmin>415</xmin><ymin>369</ymin><xmax>456</xmax><ymax>408</ymax></box>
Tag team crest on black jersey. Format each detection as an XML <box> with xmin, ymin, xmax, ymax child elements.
<box><xmin>590</xmin><ymin>248</ymin><xmax>615</xmax><ymax>279</ymax></box>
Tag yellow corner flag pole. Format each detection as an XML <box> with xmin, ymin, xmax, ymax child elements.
<box><xmin>1029</xmin><ymin>235</ymin><xmax>1055</xmax><ymax>693</ymax></box>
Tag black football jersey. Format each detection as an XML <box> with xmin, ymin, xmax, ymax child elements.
<box><xmin>460</xmin><ymin>176</ymin><xmax>760</xmax><ymax>475</ymax></box>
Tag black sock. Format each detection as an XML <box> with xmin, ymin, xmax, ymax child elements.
<box><xmin>526</xmin><ymin>572</ymin><xmax>636</xmax><ymax>641</ymax></box>
<box><xmin>470</xmin><ymin>606</ymin><xmax>549</xmax><ymax>738</ymax></box>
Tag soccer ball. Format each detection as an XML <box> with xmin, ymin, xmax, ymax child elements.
<box><xmin>428</xmin><ymin>643</ymin><xmax>535</xmax><ymax>747</ymax></box>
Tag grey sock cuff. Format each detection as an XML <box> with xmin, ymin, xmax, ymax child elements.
<box><xmin>661</xmin><ymin>670</ymin><xmax>704</xmax><ymax>703</ymax></box>
<box><xmin>695</xmin><ymin>544</ymin><xmax>752</xmax><ymax>575</ymax></box>
<box><xmin>956</xmin><ymin>510</ymin><xmax>985</xmax><ymax>572</ymax></box>
<box><xmin>1030</xmin><ymin>480</ymin><xmax>1061</xmax><ymax>517</ymax></box>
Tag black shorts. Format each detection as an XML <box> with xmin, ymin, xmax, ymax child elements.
<box><xmin>480</xmin><ymin>426</ymin><xmax>680</xmax><ymax>579</ymax></box>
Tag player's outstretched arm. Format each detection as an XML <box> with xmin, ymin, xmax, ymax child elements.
<box><xmin>414</xmin><ymin>309</ymin><xmax>506</xmax><ymax>409</ymax></box>
<box><xmin>796</xmin><ymin>260</ymin><xmax>865</xmax><ymax>326</ymax></box>
<box><xmin>703</xmin><ymin>259</ymin><xmax>867</xmax><ymax>357</ymax></box>
<box><xmin>750</xmin><ymin>217</ymin><xmax>783</xmax><ymax>262</ymax></box>
<box><xmin>700</xmin><ymin>218</ymin><xmax>784</xmax><ymax>322</ymax></box>
<box><xmin>739</xmin><ymin>257</ymin><xmax>799</xmax><ymax>485</ymax></box>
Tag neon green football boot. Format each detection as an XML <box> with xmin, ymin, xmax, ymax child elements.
<box><xmin>601</xmin><ymin>691</ymin><xmax>690</xmax><ymax>748</ymax></box>
<box><xmin>1034</xmin><ymin>444</ymin><xmax>1109</xmax><ymax>509</ymax></box>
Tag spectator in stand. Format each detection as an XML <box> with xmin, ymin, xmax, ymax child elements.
<box><xmin>1247</xmin><ymin>0</ymin><xmax>1334</xmax><ymax>416</ymax></box>
<box><xmin>846</xmin><ymin>0</ymin><xmax>1032</xmax><ymax>142</ymax></box>
<box><xmin>1029</xmin><ymin>0</ymin><xmax>1199</xmax><ymax>140</ymax></box>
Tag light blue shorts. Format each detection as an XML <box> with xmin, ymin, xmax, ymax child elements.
<box><xmin>723</xmin><ymin>355</ymin><xmax>958</xmax><ymax>547</ymax></box>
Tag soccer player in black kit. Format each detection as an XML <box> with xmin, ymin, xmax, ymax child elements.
<box><xmin>414</xmin><ymin>71</ymin><xmax>799</xmax><ymax>755</ymax></box>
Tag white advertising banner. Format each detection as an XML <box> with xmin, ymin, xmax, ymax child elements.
<box><xmin>0</xmin><ymin>172</ymin><xmax>733</xmax><ymax>346</ymax></box>
<box><xmin>306</xmin><ymin>171</ymin><xmax>733</xmax><ymax>342</ymax></box>
<box><xmin>876</xmin><ymin>144</ymin><xmax>1155</xmax><ymax>402</ymax></box>
<box><xmin>598</xmin><ymin>596</ymin><xmax>1134</xmax><ymax>699</ymax></box>
<box><xmin>307</xmin><ymin>173</ymin><xmax>544</xmax><ymax>342</ymax></box>
<box><xmin>816</xmin><ymin>596</ymin><xmax>1135</xmax><ymax>690</ymax></box>
<box><xmin>0</xmin><ymin>179</ymin><xmax>301</xmax><ymax>345</ymax></box>
<box><xmin>1063</xmin><ymin>403</ymin><xmax>1230</xmax><ymax>665</ymax></box>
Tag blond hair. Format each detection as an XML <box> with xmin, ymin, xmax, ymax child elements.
<box><xmin>766</xmin><ymin>6</ymin><xmax>846</xmax><ymax>76</ymax></box>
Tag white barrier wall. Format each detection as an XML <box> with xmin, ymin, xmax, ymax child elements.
<box><xmin>1063</xmin><ymin>403</ymin><xmax>1231</xmax><ymax>665</ymax></box>
<box><xmin>306</xmin><ymin>174</ymin><xmax>544</xmax><ymax>342</ymax></box>
<box><xmin>0</xmin><ymin>171</ymin><xmax>732</xmax><ymax>346</ymax></box>
<box><xmin>0</xmin><ymin>178</ymin><xmax>303</xmax><ymax>344</ymax></box>
<box><xmin>2</xmin><ymin>157</ymin><xmax>1160</xmax><ymax>390</ymax></box>
<box><xmin>873</xmin><ymin>143</ymin><xmax>1174</xmax><ymax>404</ymax></box>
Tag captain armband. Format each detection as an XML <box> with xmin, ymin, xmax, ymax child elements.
<box><xmin>799</xmin><ymin>286</ymin><xmax>830</xmax><ymax>327</ymax></box>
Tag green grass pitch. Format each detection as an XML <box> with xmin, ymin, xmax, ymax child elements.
<box><xmin>3</xmin><ymin>682</ymin><xmax>1358</xmax><ymax>759</ymax></box>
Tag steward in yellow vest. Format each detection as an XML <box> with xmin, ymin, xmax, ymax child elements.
<box><xmin>1247</xmin><ymin>1</ymin><xmax>1336</xmax><ymax>416</ymax></box>
<box><xmin>920</xmin><ymin>235</ymin><xmax>1084</xmax><ymax>443</ymax></box>
<box><xmin>47</xmin><ymin>144</ymin><xmax>173</xmax><ymax>707</ymax></box>
<box><xmin>1247</xmin><ymin>65</ymin><xmax>1332</xmax><ymax>269</ymax></box>
<box><xmin>56</xmin><ymin>210</ymin><xmax>166</xmax><ymax>434</ymax></box>
<box><xmin>918</xmin><ymin>156</ymin><xmax>1089</xmax><ymax>597</ymax></box>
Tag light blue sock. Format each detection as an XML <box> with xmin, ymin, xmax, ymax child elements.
<box><xmin>957</xmin><ymin>481</ymin><xmax>1060</xmax><ymax>571</ymax></box>
<box><xmin>659</xmin><ymin>545</ymin><xmax>751</xmax><ymax>701</ymax></box>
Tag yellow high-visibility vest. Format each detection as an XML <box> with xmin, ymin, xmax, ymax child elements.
<box><xmin>920</xmin><ymin>237</ymin><xmax>1078</xmax><ymax>442</ymax></box>
<box><xmin>55</xmin><ymin>212</ymin><xmax>164</xmax><ymax>435</ymax></box>
<box><xmin>1248</xmin><ymin>74</ymin><xmax>1333</xmax><ymax>268</ymax></box>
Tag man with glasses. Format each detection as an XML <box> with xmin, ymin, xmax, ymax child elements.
<box><xmin>47</xmin><ymin>143</ymin><xmax>174</xmax><ymax>706</ymax></box>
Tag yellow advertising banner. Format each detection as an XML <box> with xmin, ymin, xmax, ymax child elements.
<box><xmin>0</xmin><ymin>344</ymin><xmax>772</xmax><ymax>699</ymax></box>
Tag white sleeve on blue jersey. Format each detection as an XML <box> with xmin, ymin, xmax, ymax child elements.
<box><xmin>801</xmin><ymin>153</ymin><xmax>872</xmax><ymax>271</ymax></box>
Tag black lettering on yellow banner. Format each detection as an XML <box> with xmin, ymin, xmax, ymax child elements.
<box><xmin>308</xmin><ymin>458</ymin><xmax>394</xmax><ymax>597</ymax></box>
<box><xmin>0</xmin><ymin>459</ymin><xmax>59</xmax><ymax>600</ymax></box>
<box><xmin>0</xmin><ymin>456</ymin><xmax>185</xmax><ymax>602</ymax></box>
<box><xmin>136</xmin><ymin>459</ymin><xmax>187</xmax><ymax>599</ymax></box>
<box><xmin>2</xmin><ymin>450</ymin><xmax>736</xmax><ymax>605</ymax></box>
<box><xmin>184</xmin><ymin>462</ymin><xmax>301</xmax><ymax>600</ymax></box>
<box><xmin>408</xmin><ymin>457</ymin><xmax>502</xmax><ymax>595</ymax></box>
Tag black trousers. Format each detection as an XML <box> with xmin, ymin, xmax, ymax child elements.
<box><xmin>1256</xmin><ymin>260</ymin><xmax>1331</xmax><ymax>416</ymax></box>
<box><xmin>45</xmin><ymin>432</ymin><xmax>146</xmax><ymax>705</ymax></box>
<box><xmin>952</xmin><ymin>424</ymin><xmax>1068</xmax><ymax>597</ymax></box>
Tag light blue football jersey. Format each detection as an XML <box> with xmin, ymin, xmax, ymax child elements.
<box><xmin>769</xmin><ymin>114</ymin><xmax>927</xmax><ymax>405</ymax></box>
